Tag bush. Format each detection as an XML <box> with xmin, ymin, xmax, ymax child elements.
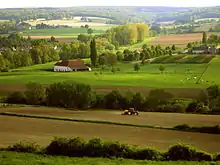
<box><xmin>185</xmin><ymin>101</ymin><xmax>208</xmax><ymax>113</ymax></box>
<box><xmin>215</xmin><ymin>153</ymin><xmax>220</xmax><ymax>161</ymax></box>
<box><xmin>132</xmin><ymin>148</ymin><xmax>163</xmax><ymax>160</ymax></box>
<box><xmin>155</xmin><ymin>103</ymin><xmax>185</xmax><ymax>113</ymax></box>
<box><xmin>6</xmin><ymin>141</ymin><xmax>40</xmax><ymax>153</ymax></box>
<box><xmin>6</xmin><ymin>92</ymin><xmax>26</xmax><ymax>104</ymax></box>
<box><xmin>174</xmin><ymin>124</ymin><xmax>191</xmax><ymax>131</ymax></box>
<box><xmin>166</xmin><ymin>144</ymin><xmax>212</xmax><ymax>161</ymax></box>
<box><xmin>45</xmin><ymin>137</ymin><xmax>86</xmax><ymax>156</ymax></box>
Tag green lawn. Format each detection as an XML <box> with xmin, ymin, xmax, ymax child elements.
<box><xmin>0</xmin><ymin>57</ymin><xmax>219</xmax><ymax>88</ymax></box>
<box><xmin>0</xmin><ymin>151</ymin><xmax>219</xmax><ymax>165</ymax></box>
<box><xmin>23</xmin><ymin>27</ymin><xmax>105</xmax><ymax>37</ymax></box>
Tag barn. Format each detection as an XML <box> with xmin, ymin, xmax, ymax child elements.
<box><xmin>54</xmin><ymin>59</ymin><xmax>91</xmax><ymax>72</ymax></box>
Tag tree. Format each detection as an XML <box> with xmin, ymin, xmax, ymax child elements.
<box><xmin>134</xmin><ymin>63</ymin><xmax>140</xmax><ymax>72</ymax></box>
<box><xmin>159</xmin><ymin>65</ymin><xmax>165</xmax><ymax>74</ymax></box>
<box><xmin>171</xmin><ymin>44</ymin><xmax>176</xmax><ymax>51</ymax></box>
<box><xmin>202</xmin><ymin>31</ymin><xmax>207</xmax><ymax>45</ymax></box>
<box><xmin>87</xmin><ymin>28</ymin><xmax>93</xmax><ymax>34</ymax></box>
<box><xmin>90</xmin><ymin>39</ymin><xmax>97</xmax><ymax>67</ymax></box>
<box><xmin>85</xmin><ymin>24</ymin><xmax>89</xmax><ymax>29</ymax></box>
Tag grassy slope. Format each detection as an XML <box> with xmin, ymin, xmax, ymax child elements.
<box><xmin>0</xmin><ymin>57</ymin><xmax>218</xmax><ymax>88</ymax></box>
<box><xmin>1</xmin><ymin>151</ymin><xmax>218</xmax><ymax>165</ymax></box>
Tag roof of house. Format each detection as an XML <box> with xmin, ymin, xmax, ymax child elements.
<box><xmin>55</xmin><ymin>59</ymin><xmax>86</xmax><ymax>67</ymax></box>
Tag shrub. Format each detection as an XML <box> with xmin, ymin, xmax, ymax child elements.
<box><xmin>166</xmin><ymin>144</ymin><xmax>213</xmax><ymax>161</ymax></box>
<box><xmin>174</xmin><ymin>124</ymin><xmax>191</xmax><ymax>131</ymax></box>
<box><xmin>185</xmin><ymin>101</ymin><xmax>207</xmax><ymax>113</ymax></box>
<box><xmin>6</xmin><ymin>141</ymin><xmax>40</xmax><ymax>153</ymax></box>
<box><xmin>45</xmin><ymin>137</ymin><xmax>86</xmax><ymax>156</ymax></box>
<box><xmin>6</xmin><ymin>92</ymin><xmax>26</xmax><ymax>104</ymax></box>
<box><xmin>215</xmin><ymin>153</ymin><xmax>220</xmax><ymax>161</ymax></box>
<box><xmin>25</xmin><ymin>83</ymin><xmax>45</xmax><ymax>105</ymax></box>
<box><xmin>133</xmin><ymin>148</ymin><xmax>162</xmax><ymax>160</ymax></box>
<box><xmin>85</xmin><ymin>138</ymin><xmax>104</xmax><ymax>157</ymax></box>
<box><xmin>197</xmin><ymin>125</ymin><xmax>220</xmax><ymax>134</ymax></box>
<box><xmin>155</xmin><ymin>103</ymin><xmax>185</xmax><ymax>113</ymax></box>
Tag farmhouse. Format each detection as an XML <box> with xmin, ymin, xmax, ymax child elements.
<box><xmin>54</xmin><ymin>59</ymin><xmax>91</xmax><ymax>72</ymax></box>
<box><xmin>191</xmin><ymin>45</ymin><xmax>218</xmax><ymax>54</ymax></box>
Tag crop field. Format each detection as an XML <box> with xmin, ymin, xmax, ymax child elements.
<box><xmin>0</xmin><ymin>114</ymin><xmax>220</xmax><ymax>153</ymax></box>
<box><xmin>1</xmin><ymin>107</ymin><xmax>220</xmax><ymax>127</ymax></box>
<box><xmin>150</xmin><ymin>33</ymin><xmax>220</xmax><ymax>47</ymax></box>
<box><xmin>151</xmin><ymin>54</ymin><xmax>215</xmax><ymax>64</ymax></box>
<box><xmin>0</xmin><ymin>56</ymin><xmax>219</xmax><ymax>98</ymax></box>
<box><xmin>1</xmin><ymin>152</ymin><xmax>219</xmax><ymax>165</ymax></box>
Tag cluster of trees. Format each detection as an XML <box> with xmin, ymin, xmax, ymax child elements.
<box><xmin>209</xmin><ymin>24</ymin><xmax>220</xmax><ymax>32</ymax></box>
<box><xmin>5</xmin><ymin>82</ymin><xmax>220</xmax><ymax>115</ymax></box>
<box><xmin>0</xmin><ymin>21</ymin><xmax>30</xmax><ymax>34</ymax></box>
<box><xmin>105</xmin><ymin>24</ymin><xmax>150</xmax><ymax>46</ymax></box>
<box><xmin>36</xmin><ymin>23</ymin><xmax>70</xmax><ymax>29</ymax></box>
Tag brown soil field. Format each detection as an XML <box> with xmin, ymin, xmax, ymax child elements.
<box><xmin>0</xmin><ymin>115</ymin><xmax>219</xmax><ymax>153</ymax></box>
<box><xmin>0</xmin><ymin>84</ymin><xmax>202</xmax><ymax>98</ymax></box>
<box><xmin>1</xmin><ymin>107</ymin><xmax>220</xmax><ymax>127</ymax></box>
<box><xmin>150</xmin><ymin>33</ymin><xmax>219</xmax><ymax>47</ymax></box>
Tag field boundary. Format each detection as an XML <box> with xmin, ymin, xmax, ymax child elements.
<box><xmin>0</xmin><ymin>112</ymin><xmax>219</xmax><ymax>135</ymax></box>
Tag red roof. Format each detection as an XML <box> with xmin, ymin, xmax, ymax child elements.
<box><xmin>55</xmin><ymin>60</ymin><xmax>85</xmax><ymax>67</ymax></box>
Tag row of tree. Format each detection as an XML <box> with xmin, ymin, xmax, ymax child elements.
<box><xmin>5</xmin><ymin>82</ymin><xmax>220</xmax><ymax>114</ymax></box>
<box><xmin>105</xmin><ymin>24</ymin><xmax>150</xmax><ymax>46</ymax></box>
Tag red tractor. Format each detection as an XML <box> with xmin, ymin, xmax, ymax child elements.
<box><xmin>121</xmin><ymin>108</ymin><xmax>139</xmax><ymax>115</ymax></box>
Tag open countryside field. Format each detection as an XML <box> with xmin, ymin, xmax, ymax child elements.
<box><xmin>1</xmin><ymin>107</ymin><xmax>220</xmax><ymax>127</ymax></box>
<box><xmin>0</xmin><ymin>56</ymin><xmax>219</xmax><ymax>98</ymax></box>
<box><xmin>25</xmin><ymin>18</ymin><xmax>115</xmax><ymax>27</ymax></box>
<box><xmin>23</xmin><ymin>27</ymin><xmax>106</xmax><ymax>38</ymax></box>
<box><xmin>1</xmin><ymin>152</ymin><xmax>219</xmax><ymax>165</ymax></box>
<box><xmin>150</xmin><ymin>33</ymin><xmax>220</xmax><ymax>47</ymax></box>
<box><xmin>0</xmin><ymin>115</ymin><xmax>220</xmax><ymax>153</ymax></box>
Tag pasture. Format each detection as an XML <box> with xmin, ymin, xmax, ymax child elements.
<box><xmin>0</xmin><ymin>114</ymin><xmax>220</xmax><ymax>153</ymax></box>
<box><xmin>1</xmin><ymin>152</ymin><xmax>218</xmax><ymax>165</ymax></box>
<box><xmin>23</xmin><ymin>27</ymin><xmax>105</xmax><ymax>38</ymax></box>
<box><xmin>0</xmin><ymin>56</ymin><xmax>219</xmax><ymax>98</ymax></box>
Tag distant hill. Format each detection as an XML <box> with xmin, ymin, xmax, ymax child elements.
<box><xmin>0</xmin><ymin>6</ymin><xmax>220</xmax><ymax>25</ymax></box>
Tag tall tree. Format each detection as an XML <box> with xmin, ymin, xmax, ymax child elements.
<box><xmin>202</xmin><ymin>31</ymin><xmax>207</xmax><ymax>45</ymax></box>
<box><xmin>90</xmin><ymin>39</ymin><xmax>97</xmax><ymax>67</ymax></box>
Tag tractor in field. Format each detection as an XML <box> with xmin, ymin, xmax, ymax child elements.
<box><xmin>121</xmin><ymin>108</ymin><xmax>139</xmax><ymax>115</ymax></box>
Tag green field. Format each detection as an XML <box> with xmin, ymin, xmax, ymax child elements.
<box><xmin>0</xmin><ymin>56</ymin><xmax>218</xmax><ymax>88</ymax></box>
<box><xmin>1</xmin><ymin>151</ymin><xmax>218</xmax><ymax>165</ymax></box>
<box><xmin>151</xmin><ymin>54</ymin><xmax>215</xmax><ymax>64</ymax></box>
<box><xmin>24</xmin><ymin>27</ymin><xmax>105</xmax><ymax>37</ymax></box>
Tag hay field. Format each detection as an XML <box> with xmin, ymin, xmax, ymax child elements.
<box><xmin>1</xmin><ymin>107</ymin><xmax>220</xmax><ymax>127</ymax></box>
<box><xmin>0</xmin><ymin>115</ymin><xmax>220</xmax><ymax>153</ymax></box>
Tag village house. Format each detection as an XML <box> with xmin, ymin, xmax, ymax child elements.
<box><xmin>191</xmin><ymin>45</ymin><xmax>218</xmax><ymax>54</ymax></box>
<box><xmin>54</xmin><ymin>59</ymin><xmax>91</xmax><ymax>72</ymax></box>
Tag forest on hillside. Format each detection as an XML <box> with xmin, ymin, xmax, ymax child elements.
<box><xmin>0</xmin><ymin>6</ymin><xmax>220</xmax><ymax>24</ymax></box>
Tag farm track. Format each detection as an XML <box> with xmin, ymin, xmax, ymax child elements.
<box><xmin>0</xmin><ymin>84</ymin><xmax>202</xmax><ymax>98</ymax></box>
<box><xmin>0</xmin><ymin>115</ymin><xmax>220</xmax><ymax>153</ymax></box>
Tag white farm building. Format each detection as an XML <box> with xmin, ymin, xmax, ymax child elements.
<box><xmin>54</xmin><ymin>59</ymin><xmax>91</xmax><ymax>72</ymax></box>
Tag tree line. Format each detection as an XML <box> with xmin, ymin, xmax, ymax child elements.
<box><xmin>105</xmin><ymin>24</ymin><xmax>150</xmax><ymax>46</ymax></box>
<box><xmin>5</xmin><ymin>81</ymin><xmax>220</xmax><ymax>115</ymax></box>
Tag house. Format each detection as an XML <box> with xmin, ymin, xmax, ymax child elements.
<box><xmin>54</xmin><ymin>59</ymin><xmax>91</xmax><ymax>72</ymax></box>
<box><xmin>191</xmin><ymin>45</ymin><xmax>217</xmax><ymax>54</ymax></box>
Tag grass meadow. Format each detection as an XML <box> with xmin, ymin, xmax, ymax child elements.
<box><xmin>1</xmin><ymin>151</ymin><xmax>218</xmax><ymax>165</ymax></box>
